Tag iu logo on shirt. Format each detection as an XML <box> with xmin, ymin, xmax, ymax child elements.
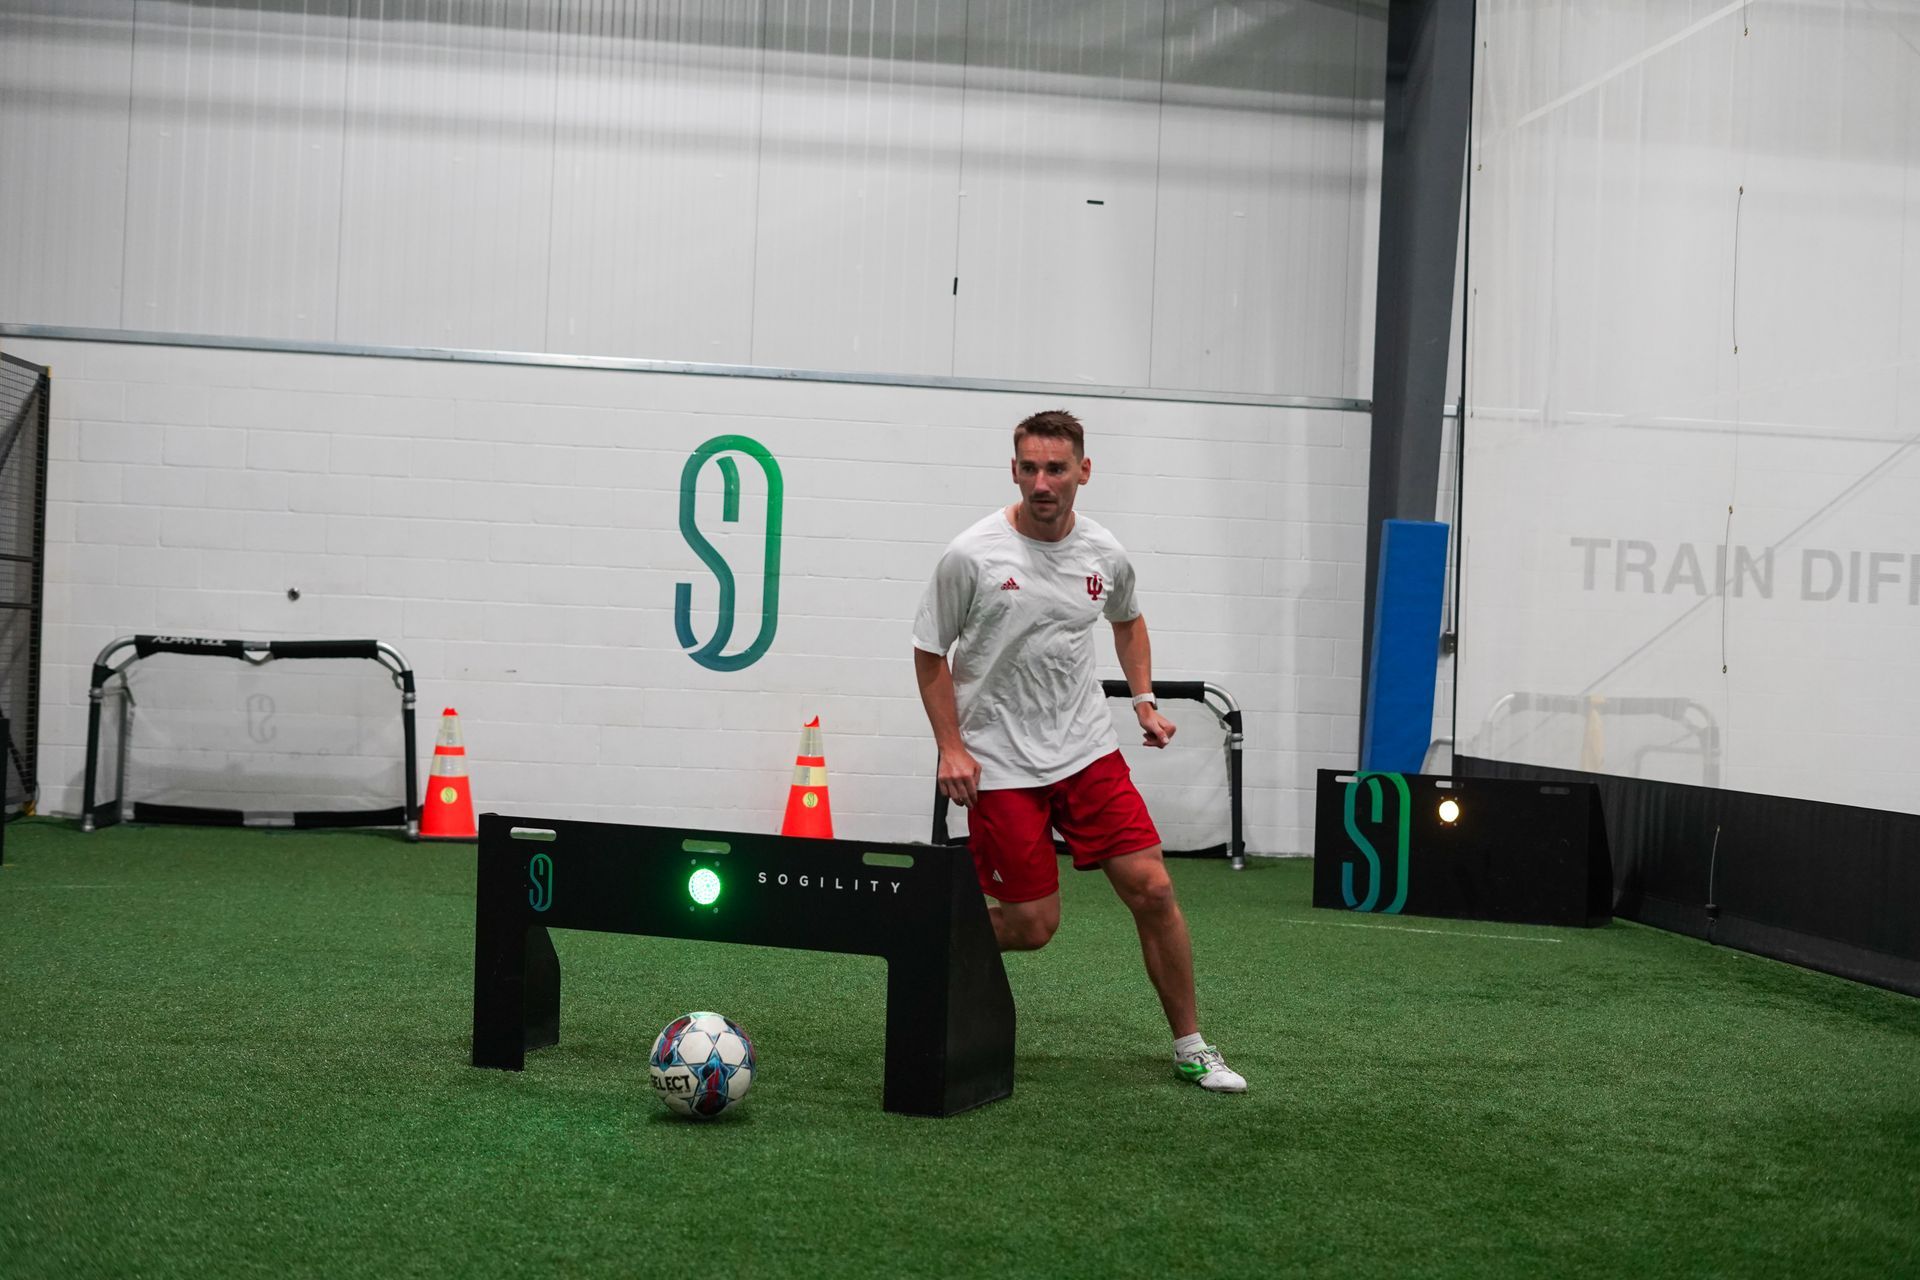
<box><xmin>1086</xmin><ymin>571</ymin><xmax>1104</xmax><ymax>601</ymax></box>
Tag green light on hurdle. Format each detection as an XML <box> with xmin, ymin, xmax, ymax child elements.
<box><xmin>688</xmin><ymin>868</ymin><xmax>722</xmax><ymax>907</ymax></box>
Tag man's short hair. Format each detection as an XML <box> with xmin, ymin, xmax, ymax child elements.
<box><xmin>1013</xmin><ymin>410</ymin><xmax>1085</xmax><ymax>458</ymax></box>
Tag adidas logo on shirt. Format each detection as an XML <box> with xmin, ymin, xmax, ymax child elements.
<box><xmin>1000</xmin><ymin>578</ymin><xmax>1019</xmax><ymax>591</ymax></box>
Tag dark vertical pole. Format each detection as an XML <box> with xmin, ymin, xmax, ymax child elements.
<box><xmin>400</xmin><ymin>670</ymin><xmax>419</xmax><ymax>839</ymax></box>
<box><xmin>1226</xmin><ymin>707</ymin><xmax>1245</xmax><ymax>870</ymax></box>
<box><xmin>26</xmin><ymin>366</ymin><xmax>46</xmax><ymax>811</ymax></box>
<box><xmin>1362</xmin><ymin>0</ymin><xmax>1475</xmax><ymax>754</ymax></box>
<box><xmin>81</xmin><ymin>678</ymin><xmax>104</xmax><ymax>830</ymax></box>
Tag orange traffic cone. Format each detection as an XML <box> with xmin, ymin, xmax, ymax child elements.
<box><xmin>421</xmin><ymin>707</ymin><xmax>477</xmax><ymax>841</ymax></box>
<box><xmin>779</xmin><ymin>716</ymin><xmax>834</xmax><ymax>839</ymax></box>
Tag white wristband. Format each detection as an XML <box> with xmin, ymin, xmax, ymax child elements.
<box><xmin>1130</xmin><ymin>692</ymin><xmax>1157</xmax><ymax>708</ymax></box>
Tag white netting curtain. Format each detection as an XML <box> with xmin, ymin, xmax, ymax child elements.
<box><xmin>1458</xmin><ymin>1</ymin><xmax>1920</xmax><ymax>815</ymax></box>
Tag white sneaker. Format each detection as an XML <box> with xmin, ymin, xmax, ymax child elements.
<box><xmin>1174</xmin><ymin>1044</ymin><xmax>1247</xmax><ymax>1093</ymax></box>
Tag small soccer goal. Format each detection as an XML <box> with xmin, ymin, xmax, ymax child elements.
<box><xmin>80</xmin><ymin>635</ymin><xmax>419</xmax><ymax>836</ymax></box>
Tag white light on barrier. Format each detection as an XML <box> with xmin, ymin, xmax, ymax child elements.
<box><xmin>1437</xmin><ymin>798</ymin><xmax>1461</xmax><ymax>825</ymax></box>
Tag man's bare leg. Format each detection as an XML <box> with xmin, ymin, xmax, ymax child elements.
<box><xmin>1100</xmin><ymin>845</ymin><xmax>1198</xmax><ymax>1037</ymax></box>
<box><xmin>1101</xmin><ymin>845</ymin><xmax>1245</xmax><ymax>1091</ymax></box>
<box><xmin>988</xmin><ymin>892</ymin><xmax>1061</xmax><ymax>952</ymax></box>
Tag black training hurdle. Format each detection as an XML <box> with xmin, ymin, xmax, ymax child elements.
<box><xmin>471</xmin><ymin>813</ymin><xmax>1016</xmax><ymax>1117</ymax></box>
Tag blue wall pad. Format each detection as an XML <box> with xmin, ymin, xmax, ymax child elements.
<box><xmin>1360</xmin><ymin>519</ymin><xmax>1450</xmax><ymax>772</ymax></box>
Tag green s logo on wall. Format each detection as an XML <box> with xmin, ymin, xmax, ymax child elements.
<box><xmin>676</xmin><ymin>435</ymin><xmax>784</xmax><ymax>672</ymax></box>
<box><xmin>1342</xmin><ymin>772</ymin><xmax>1411</xmax><ymax>914</ymax></box>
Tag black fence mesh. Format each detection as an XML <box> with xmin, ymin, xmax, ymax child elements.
<box><xmin>0</xmin><ymin>354</ymin><xmax>48</xmax><ymax>813</ymax></box>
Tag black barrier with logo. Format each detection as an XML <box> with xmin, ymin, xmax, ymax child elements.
<box><xmin>1311</xmin><ymin>770</ymin><xmax>1612</xmax><ymax>928</ymax></box>
<box><xmin>471</xmin><ymin>813</ymin><xmax>1016</xmax><ymax>1117</ymax></box>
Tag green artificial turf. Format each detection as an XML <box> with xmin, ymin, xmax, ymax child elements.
<box><xmin>1</xmin><ymin>819</ymin><xmax>1917</xmax><ymax>1278</ymax></box>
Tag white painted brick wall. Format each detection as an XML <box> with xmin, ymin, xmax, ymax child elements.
<box><xmin>6</xmin><ymin>336</ymin><xmax>1370</xmax><ymax>853</ymax></box>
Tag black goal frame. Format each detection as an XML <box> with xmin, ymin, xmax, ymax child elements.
<box><xmin>80</xmin><ymin>634</ymin><xmax>419</xmax><ymax>836</ymax></box>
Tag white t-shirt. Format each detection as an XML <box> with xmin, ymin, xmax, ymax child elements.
<box><xmin>912</xmin><ymin>509</ymin><xmax>1141</xmax><ymax>789</ymax></box>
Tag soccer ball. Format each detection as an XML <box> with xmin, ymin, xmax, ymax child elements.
<box><xmin>649</xmin><ymin>1012</ymin><xmax>756</xmax><ymax>1119</ymax></box>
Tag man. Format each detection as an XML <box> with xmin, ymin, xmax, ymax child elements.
<box><xmin>911</xmin><ymin>409</ymin><xmax>1247</xmax><ymax>1093</ymax></box>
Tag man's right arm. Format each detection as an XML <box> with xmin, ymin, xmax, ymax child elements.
<box><xmin>913</xmin><ymin>648</ymin><xmax>982</xmax><ymax>808</ymax></box>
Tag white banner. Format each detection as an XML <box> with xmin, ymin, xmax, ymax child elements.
<box><xmin>1458</xmin><ymin>1</ymin><xmax>1920</xmax><ymax>815</ymax></box>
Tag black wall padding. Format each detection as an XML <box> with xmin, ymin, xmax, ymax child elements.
<box><xmin>1459</xmin><ymin>756</ymin><xmax>1920</xmax><ymax>998</ymax></box>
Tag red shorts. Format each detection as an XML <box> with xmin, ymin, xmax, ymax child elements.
<box><xmin>968</xmin><ymin>751</ymin><xmax>1161</xmax><ymax>903</ymax></box>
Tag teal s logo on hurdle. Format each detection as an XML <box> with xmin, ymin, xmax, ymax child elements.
<box><xmin>1341</xmin><ymin>772</ymin><xmax>1412</xmax><ymax>913</ymax></box>
<box><xmin>676</xmin><ymin>436</ymin><xmax>784</xmax><ymax>672</ymax></box>
<box><xmin>528</xmin><ymin>852</ymin><xmax>554</xmax><ymax>913</ymax></box>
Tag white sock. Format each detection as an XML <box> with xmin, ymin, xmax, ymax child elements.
<box><xmin>1173</xmin><ymin>1032</ymin><xmax>1208</xmax><ymax>1059</ymax></box>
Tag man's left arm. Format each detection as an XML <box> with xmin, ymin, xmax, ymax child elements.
<box><xmin>1111</xmin><ymin>614</ymin><xmax>1176</xmax><ymax>748</ymax></box>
